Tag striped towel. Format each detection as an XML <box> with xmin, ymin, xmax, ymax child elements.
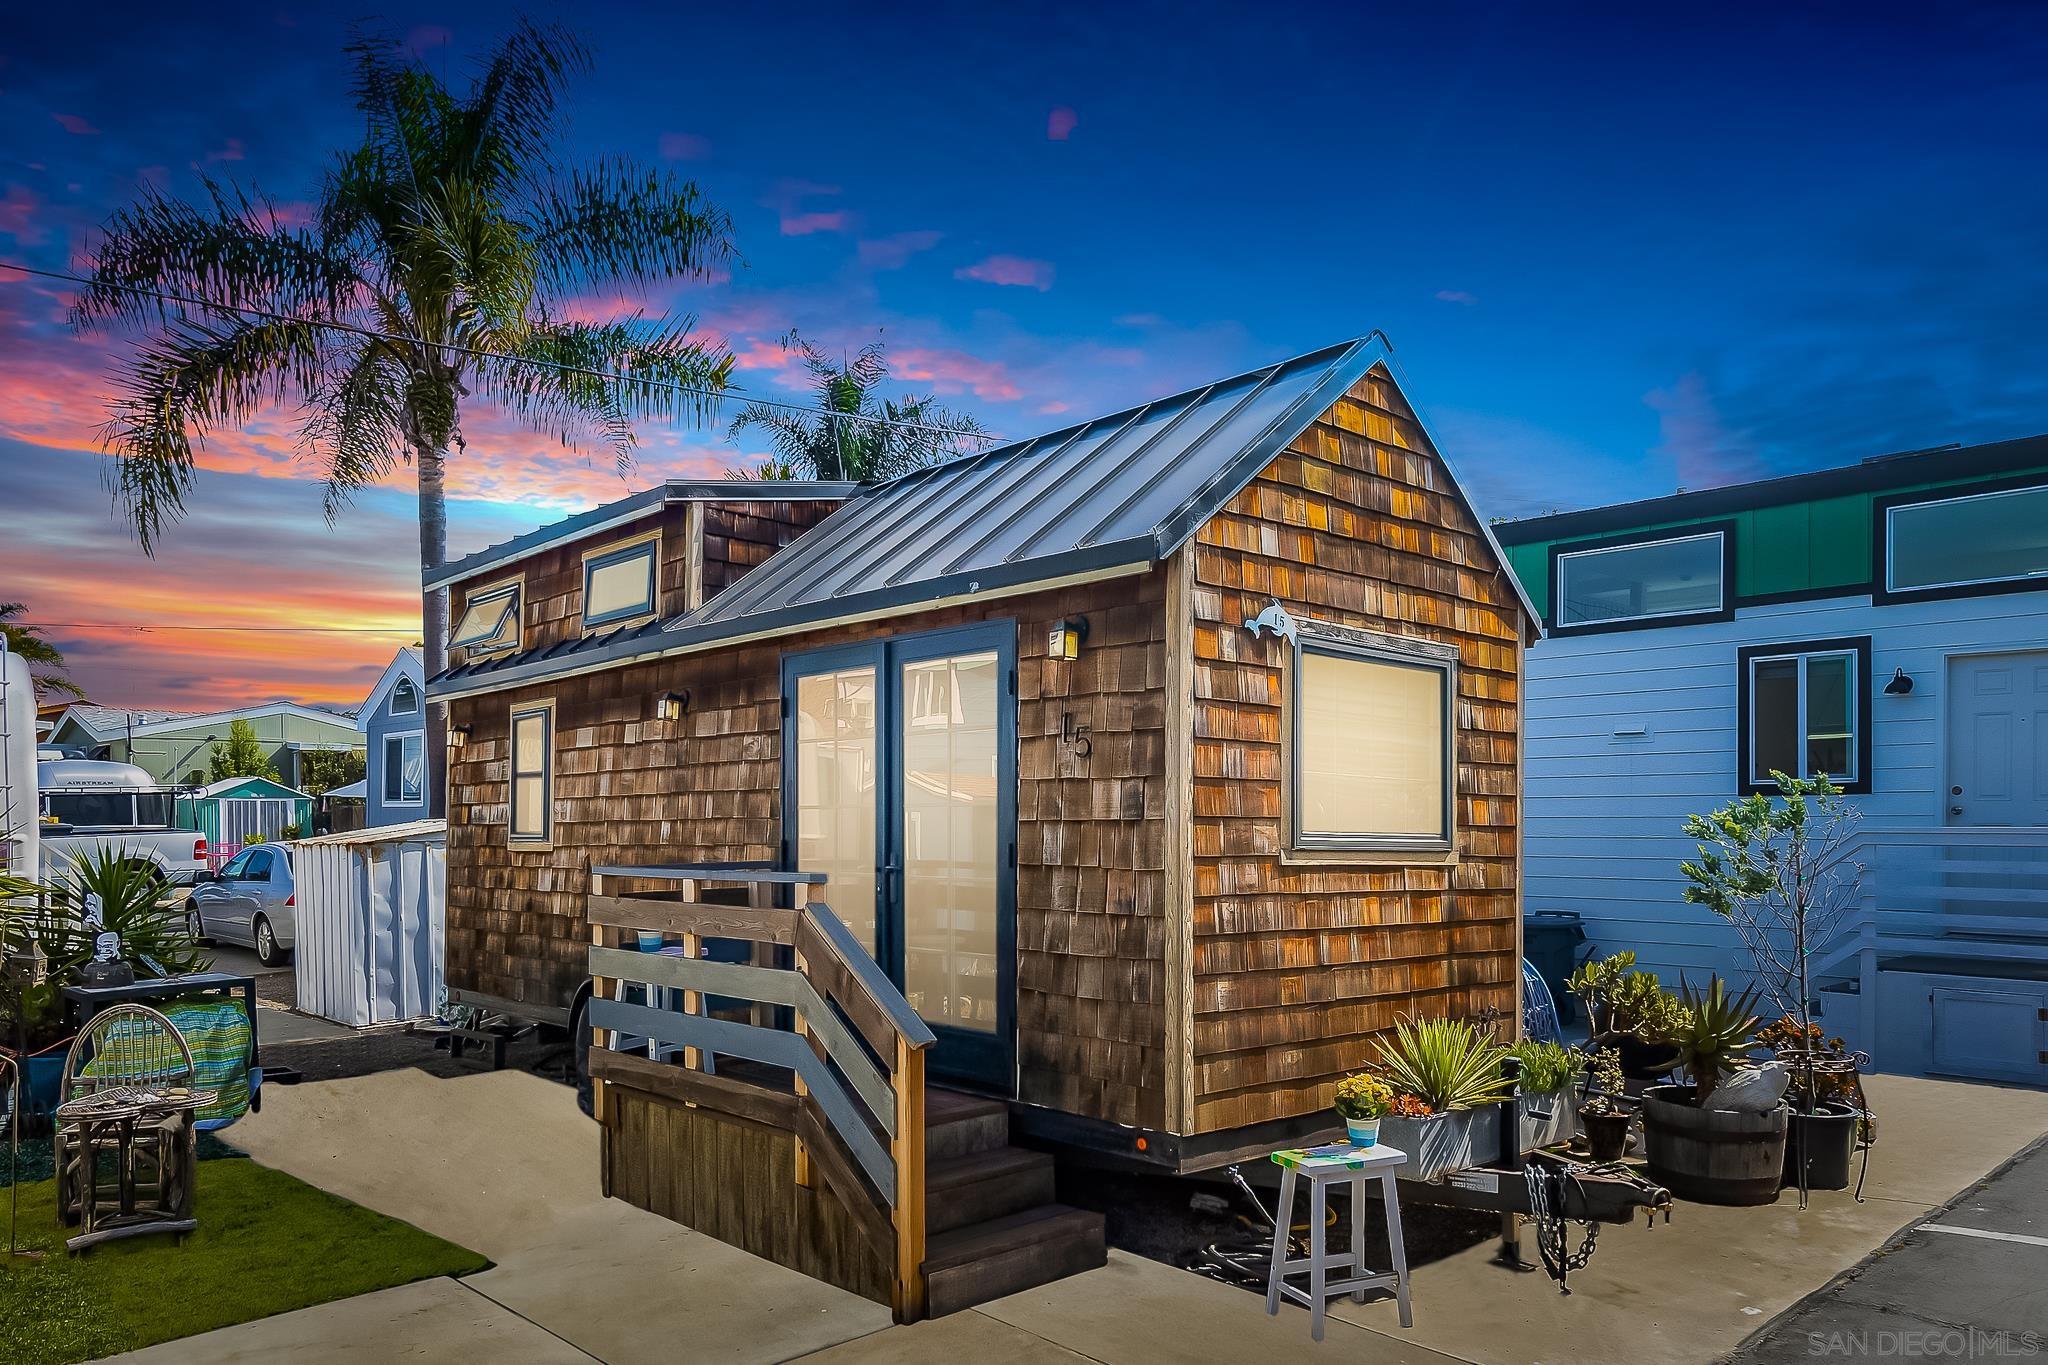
<box><xmin>82</xmin><ymin>996</ymin><xmax>253</xmax><ymax>1126</ymax></box>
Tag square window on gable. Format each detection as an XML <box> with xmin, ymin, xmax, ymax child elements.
<box><xmin>583</xmin><ymin>539</ymin><xmax>658</xmax><ymax>630</ymax></box>
<box><xmin>1738</xmin><ymin>637</ymin><xmax>1871</xmax><ymax>794</ymax></box>
<box><xmin>451</xmin><ymin>583</ymin><xmax>521</xmax><ymax>653</ymax></box>
<box><xmin>1553</xmin><ymin>528</ymin><xmax>1729</xmax><ymax>632</ymax></box>
<box><xmin>1291</xmin><ymin>631</ymin><xmax>1456</xmax><ymax>852</ymax></box>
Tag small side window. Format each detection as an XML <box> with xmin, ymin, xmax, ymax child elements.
<box><xmin>452</xmin><ymin>583</ymin><xmax>522</xmax><ymax>653</ymax></box>
<box><xmin>509</xmin><ymin>702</ymin><xmax>554</xmax><ymax>846</ymax></box>
<box><xmin>583</xmin><ymin>540</ymin><xmax>658</xmax><ymax>630</ymax></box>
<box><xmin>383</xmin><ymin>732</ymin><xmax>424</xmax><ymax>805</ymax></box>
<box><xmin>1291</xmin><ymin>632</ymin><xmax>1456</xmax><ymax>852</ymax></box>
<box><xmin>391</xmin><ymin>676</ymin><xmax>420</xmax><ymax>716</ymax></box>
<box><xmin>1738</xmin><ymin>638</ymin><xmax>1871</xmax><ymax>794</ymax></box>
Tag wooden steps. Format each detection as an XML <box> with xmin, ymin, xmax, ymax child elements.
<box><xmin>919</xmin><ymin>1088</ymin><xmax>1105</xmax><ymax>1315</ymax></box>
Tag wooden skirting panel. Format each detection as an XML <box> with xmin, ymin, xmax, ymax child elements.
<box><xmin>602</xmin><ymin>1075</ymin><xmax>892</xmax><ymax>1307</ymax></box>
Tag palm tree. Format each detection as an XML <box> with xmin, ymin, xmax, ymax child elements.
<box><xmin>72</xmin><ymin>20</ymin><xmax>738</xmax><ymax>744</ymax></box>
<box><xmin>0</xmin><ymin>602</ymin><xmax>84</xmax><ymax>700</ymax></box>
<box><xmin>729</xmin><ymin>331</ymin><xmax>987</xmax><ymax>482</ymax></box>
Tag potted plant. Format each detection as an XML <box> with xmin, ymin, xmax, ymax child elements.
<box><xmin>1578</xmin><ymin>1046</ymin><xmax>1633</xmax><ymax>1162</ymax></box>
<box><xmin>1372</xmin><ymin>1016</ymin><xmax>1514</xmax><ymax>1180</ymax></box>
<box><xmin>1509</xmin><ymin>1039</ymin><xmax>1584</xmax><ymax>1150</ymax></box>
<box><xmin>1758</xmin><ymin>1016</ymin><xmax>1864</xmax><ymax>1191</ymax></box>
<box><xmin>1334</xmin><ymin>1072</ymin><xmax>1396</xmax><ymax>1147</ymax></box>
<box><xmin>1639</xmin><ymin>975</ymin><xmax>1787</xmax><ymax>1205</ymax></box>
<box><xmin>1568</xmin><ymin>951</ymin><xmax>1685</xmax><ymax>1078</ymax></box>
<box><xmin>1682</xmin><ymin>773</ymin><xmax>1865</xmax><ymax>1201</ymax></box>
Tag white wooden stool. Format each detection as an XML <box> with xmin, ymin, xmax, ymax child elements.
<box><xmin>1265</xmin><ymin>1141</ymin><xmax>1412</xmax><ymax>1340</ymax></box>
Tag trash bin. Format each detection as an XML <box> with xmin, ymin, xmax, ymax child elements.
<box><xmin>1524</xmin><ymin>910</ymin><xmax>1588</xmax><ymax>1025</ymax></box>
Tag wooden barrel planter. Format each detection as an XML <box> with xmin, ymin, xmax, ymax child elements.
<box><xmin>1640</xmin><ymin>1085</ymin><xmax>1788</xmax><ymax>1206</ymax></box>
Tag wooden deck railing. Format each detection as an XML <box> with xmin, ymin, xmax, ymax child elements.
<box><xmin>586</xmin><ymin>864</ymin><xmax>936</xmax><ymax>1321</ymax></box>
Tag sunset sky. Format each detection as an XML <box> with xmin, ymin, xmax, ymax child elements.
<box><xmin>3</xmin><ymin>3</ymin><xmax>2045</xmax><ymax>709</ymax></box>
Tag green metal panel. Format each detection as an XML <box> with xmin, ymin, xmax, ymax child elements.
<box><xmin>1805</xmin><ymin>494</ymin><xmax>1868</xmax><ymax>591</ymax></box>
<box><xmin>1505</xmin><ymin>542</ymin><xmax>1552</xmax><ymax>619</ymax></box>
<box><xmin>1741</xmin><ymin>503</ymin><xmax>1808</xmax><ymax>598</ymax></box>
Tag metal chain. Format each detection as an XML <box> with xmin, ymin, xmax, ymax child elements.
<box><xmin>1527</xmin><ymin>1160</ymin><xmax>1600</xmax><ymax>1293</ymax></box>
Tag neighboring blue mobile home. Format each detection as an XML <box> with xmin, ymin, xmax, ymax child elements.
<box><xmin>1500</xmin><ymin>435</ymin><xmax>2048</xmax><ymax>1086</ymax></box>
<box><xmin>358</xmin><ymin>649</ymin><xmax>429</xmax><ymax>827</ymax></box>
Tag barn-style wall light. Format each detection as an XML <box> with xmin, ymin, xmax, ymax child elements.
<box><xmin>657</xmin><ymin>689</ymin><xmax>692</xmax><ymax>722</ymax></box>
<box><xmin>1883</xmin><ymin>668</ymin><xmax>1914</xmax><ymax>696</ymax></box>
<box><xmin>447</xmin><ymin>725</ymin><xmax>472</xmax><ymax>750</ymax></box>
<box><xmin>1047</xmin><ymin>616</ymin><xmax>1090</xmax><ymax>661</ymax></box>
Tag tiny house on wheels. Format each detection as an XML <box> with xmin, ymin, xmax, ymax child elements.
<box><xmin>428</xmin><ymin>337</ymin><xmax>1537</xmax><ymax>1319</ymax></box>
<box><xmin>1499</xmin><ymin>435</ymin><xmax>2048</xmax><ymax>1088</ymax></box>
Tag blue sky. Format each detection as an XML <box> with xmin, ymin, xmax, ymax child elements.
<box><xmin>3</xmin><ymin>2</ymin><xmax>2045</xmax><ymax>704</ymax></box>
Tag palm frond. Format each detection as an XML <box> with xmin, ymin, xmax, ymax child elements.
<box><xmin>462</xmin><ymin>18</ymin><xmax>588</xmax><ymax>190</ymax></box>
<box><xmin>529</xmin><ymin>159</ymin><xmax>737</xmax><ymax>291</ymax></box>
<box><xmin>304</xmin><ymin>341</ymin><xmax>410</xmax><ymax>519</ymax></box>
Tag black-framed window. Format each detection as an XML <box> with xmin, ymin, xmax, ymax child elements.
<box><xmin>451</xmin><ymin>582</ymin><xmax>522</xmax><ymax>652</ymax></box>
<box><xmin>1875</xmin><ymin>476</ymin><xmax>2048</xmax><ymax>604</ymax></box>
<box><xmin>1291</xmin><ymin>630</ymin><xmax>1456</xmax><ymax>852</ymax></box>
<box><xmin>382</xmin><ymin>731</ymin><xmax>423</xmax><ymax>805</ymax></box>
<box><xmin>390</xmin><ymin>676</ymin><xmax>420</xmax><ymax>716</ymax></box>
<box><xmin>509</xmin><ymin>701</ymin><xmax>554</xmax><ymax>845</ymax></box>
<box><xmin>1736</xmin><ymin>636</ymin><xmax>1872</xmax><ymax>794</ymax></box>
<box><xmin>1550</xmin><ymin>523</ymin><xmax>1734</xmax><ymax>633</ymax></box>
<box><xmin>582</xmin><ymin>540</ymin><xmax>658</xmax><ymax>629</ymax></box>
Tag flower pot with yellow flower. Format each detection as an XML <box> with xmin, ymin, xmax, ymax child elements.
<box><xmin>1334</xmin><ymin>1073</ymin><xmax>1395</xmax><ymax>1146</ymax></box>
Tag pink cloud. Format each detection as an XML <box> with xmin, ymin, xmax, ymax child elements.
<box><xmin>780</xmin><ymin>210</ymin><xmax>850</xmax><ymax>237</ymax></box>
<box><xmin>1047</xmin><ymin>107</ymin><xmax>1078</xmax><ymax>141</ymax></box>
<box><xmin>52</xmin><ymin>113</ymin><xmax>98</xmax><ymax>136</ymax></box>
<box><xmin>1435</xmin><ymin>289</ymin><xmax>1478</xmax><ymax>306</ymax></box>
<box><xmin>955</xmin><ymin>255</ymin><xmax>1055</xmax><ymax>291</ymax></box>
<box><xmin>0</xmin><ymin>186</ymin><xmax>46</xmax><ymax>245</ymax></box>
<box><xmin>857</xmin><ymin>230</ymin><xmax>943</xmax><ymax>270</ymax></box>
<box><xmin>658</xmin><ymin>131</ymin><xmax>710</xmax><ymax>160</ymax></box>
<box><xmin>1645</xmin><ymin>371</ymin><xmax>1767</xmax><ymax>492</ymax></box>
<box><xmin>892</xmin><ymin>346</ymin><xmax>1023</xmax><ymax>402</ymax></box>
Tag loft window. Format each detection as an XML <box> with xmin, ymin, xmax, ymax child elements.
<box><xmin>390</xmin><ymin>676</ymin><xmax>419</xmax><ymax>716</ymax></box>
<box><xmin>583</xmin><ymin>539</ymin><xmax>658</xmax><ymax>629</ymax></box>
<box><xmin>451</xmin><ymin>583</ymin><xmax>521</xmax><ymax>653</ymax></box>
<box><xmin>1738</xmin><ymin>637</ymin><xmax>1870</xmax><ymax>793</ymax></box>
<box><xmin>1882</xmin><ymin>482</ymin><xmax>2048</xmax><ymax>598</ymax></box>
<box><xmin>509</xmin><ymin>701</ymin><xmax>554</xmax><ymax>845</ymax></box>
<box><xmin>1554</xmin><ymin>530</ymin><xmax>1727</xmax><ymax>630</ymax></box>
<box><xmin>383</xmin><ymin>732</ymin><xmax>423</xmax><ymax>805</ymax></box>
<box><xmin>1292</xmin><ymin>633</ymin><xmax>1455</xmax><ymax>851</ymax></box>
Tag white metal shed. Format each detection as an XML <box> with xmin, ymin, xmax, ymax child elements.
<box><xmin>290</xmin><ymin>818</ymin><xmax>445</xmax><ymax>1027</ymax></box>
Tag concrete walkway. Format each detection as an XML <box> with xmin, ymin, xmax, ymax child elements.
<box><xmin>108</xmin><ymin>1070</ymin><xmax>2048</xmax><ymax>1364</ymax></box>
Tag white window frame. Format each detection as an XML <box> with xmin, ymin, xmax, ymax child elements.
<box><xmin>581</xmin><ymin>531</ymin><xmax>661</xmax><ymax>632</ymax></box>
<box><xmin>451</xmin><ymin>578</ymin><xmax>524</xmax><ymax>654</ymax></box>
<box><xmin>1743</xmin><ymin>645</ymin><xmax>1862</xmax><ymax>790</ymax></box>
<box><xmin>1289</xmin><ymin>626</ymin><xmax>1457</xmax><ymax>854</ymax></box>
<box><xmin>382</xmin><ymin>730</ymin><xmax>424</xmax><ymax>807</ymax></box>
<box><xmin>1883</xmin><ymin>483</ymin><xmax>2048</xmax><ymax>595</ymax></box>
<box><xmin>1554</xmin><ymin>530</ymin><xmax>1727</xmax><ymax>630</ymax></box>
<box><xmin>508</xmin><ymin>698</ymin><xmax>555</xmax><ymax>848</ymax></box>
<box><xmin>390</xmin><ymin>676</ymin><xmax>420</xmax><ymax>716</ymax></box>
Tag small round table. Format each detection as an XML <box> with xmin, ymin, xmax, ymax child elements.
<box><xmin>1265</xmin><ymin>1140</ymin><xmax>1413</xmax><ymax>1340</ymax></box>
<box><xmin>55</xmin><ymin>1085</ymin><xmax>214</xmax><ymax>1252</ymax></box>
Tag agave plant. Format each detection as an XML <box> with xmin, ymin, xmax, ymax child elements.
<box><xmin>1654</xmin><ymin>975</ymin><xmax>1764</xmax><ymax>1103</ymax></box>
<box><xmin>1374</xmin><ymin>1016</ymin><xmax>1514</xmax><ymax>1112</ymax></box>
<box><xmin>38</xmin><ymin>847</ymin><xmax>210</xmax><ymax>981</ymax></box>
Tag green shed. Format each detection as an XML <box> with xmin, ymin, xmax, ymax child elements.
<box><xmin>177</xmin><ymin>776</ymin><xmax>313</xmax><ymax>868</ymax></box>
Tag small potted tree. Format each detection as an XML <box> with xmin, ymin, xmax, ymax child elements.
<box><xmin>1682</xmin><ymin>773</ymin><xmax>1865</xmax><ymax>1197</ymax></box>
<box><xmin>1568</xmin><ymin>951</ymin><xmax>1685</xmax><ymax>1079</ymax></box>
<box><xmin>1578</xmin><ymin>1046</ymin><xmax>1633</xmax><ymax>1162</ymax></box>
<box><xmin>1334</xmin><ymin>1072</ymin><xmax>1395</xmax><ymax>1147</ymax></box>
<box><xmin>1373</xmin><ymin>1016</ymin><xmax>1514</xmax><ymax>1180</ymax></box>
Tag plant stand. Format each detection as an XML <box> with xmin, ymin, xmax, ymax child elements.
<box><xmin>1264</xmin><ymin>1141</ymin><xmax>1412</xmax><ymax>1341</ymax></box>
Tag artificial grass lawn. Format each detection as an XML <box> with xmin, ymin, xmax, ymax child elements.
<box><xmin>0</xmin><ymin>1156</ymin><xmax>489</xmax><ymax>1364</ymax></box>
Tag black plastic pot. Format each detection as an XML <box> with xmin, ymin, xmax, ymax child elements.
<box><xmin>1606</xmin><ymin>1034</ymin><xmax>1682</xmax><ymax>1081</ymax></box>
<box><xmin>1783</xmin><ymin>1102</ymin><xmax>1859</xmax><ymax>1191</ymax></box>
<box><xmin>1582</xmin><ymin>1108</ymin><xmax>1632</xmax><ymax>1163</ymax></box>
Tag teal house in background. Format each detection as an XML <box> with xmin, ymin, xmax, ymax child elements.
<box><xmin>176</xmin><ymin>774</ymin><xmax>315</xmax><ymax>862</ymax></box>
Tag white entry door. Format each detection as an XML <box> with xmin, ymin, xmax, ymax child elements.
<box><xmin>1946</xmin><ymin>651</ymin><xmax>2048</xmax><ymax>825</ymax></box>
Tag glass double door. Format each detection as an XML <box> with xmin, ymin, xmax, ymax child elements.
<box><xmin>784</xmin><ymin>623</ymin><xmax>1015</xmax><ymax>1089</ymax></box>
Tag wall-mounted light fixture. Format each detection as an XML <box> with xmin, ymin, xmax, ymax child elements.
<box><xmin>1883</xmin><ymin>668</ymin><xmax>1914</xmax><ymax>696</ymax></box>
<box><xmin>1047</xmin><ymin>616</ymin><xmax>1090</xmax><ymax>661</ymax></box>
<box><xmin>658</xmin><ymin>689</ymin><xmax>691</xmax><ymax>722</ymax></box>
<box><xmin>448</xmin><ymin>725</ymin><xmax>472</xmax><ymax>750</ymax></box>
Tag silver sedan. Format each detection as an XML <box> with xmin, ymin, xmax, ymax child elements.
<box><xmin>188</xmin><ymin>843</ymin><xmax>297</xmax><ymax>966</ymax></box>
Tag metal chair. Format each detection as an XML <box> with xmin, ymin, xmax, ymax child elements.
<box><xmin>55</xmin><ymin>1003</ymin><xmax>200</xmax><ymax>1233</ymax></box>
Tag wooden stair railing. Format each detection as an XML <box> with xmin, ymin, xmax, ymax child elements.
<box><xmin>586</xmin><ymin>864</ymin><xmax>937</xmax><ymax>1321</ymax></box>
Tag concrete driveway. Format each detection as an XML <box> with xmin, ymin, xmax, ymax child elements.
<box><xmin>109</xmin><ymin>1070</ymin><xmax>2048</xmax><ymax>1364</ymax></box>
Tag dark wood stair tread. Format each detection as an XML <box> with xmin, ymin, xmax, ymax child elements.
<box><xmin>927</xmin><ymin>1145</ymin><xmax>1051</xmax><ymax>1192</ymax></box>
<box><xmin>923</xmin><ymin>1204</ymin><xmax>1104</xmax><ymax>1272</ymax></box>
<box><xmin>927</xmin><ymin>1088</ymin><xmax>1008</xmax><ymax>1126</ymax></box>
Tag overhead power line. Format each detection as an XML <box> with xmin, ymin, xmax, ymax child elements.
<box><xmin>0</xmin><ymin>260</ymin><xmax>1006</xmax><ymax>444</ymax></box>
<box><xmin>22</xmin><ymin>622</ymin><xmax>418</xmax><ymax>634</ymax></box>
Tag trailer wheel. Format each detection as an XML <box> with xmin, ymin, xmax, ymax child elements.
<box><xmin>571</xmin><ymin>989</ymin><xmax>593</xmax><ymax>1118</ymax></box>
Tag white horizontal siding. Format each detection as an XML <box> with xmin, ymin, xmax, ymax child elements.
<box><xmin>1524</xmin><ymin>591</ymin><xmax>2048</xmax><ymax>989</ymax></box>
